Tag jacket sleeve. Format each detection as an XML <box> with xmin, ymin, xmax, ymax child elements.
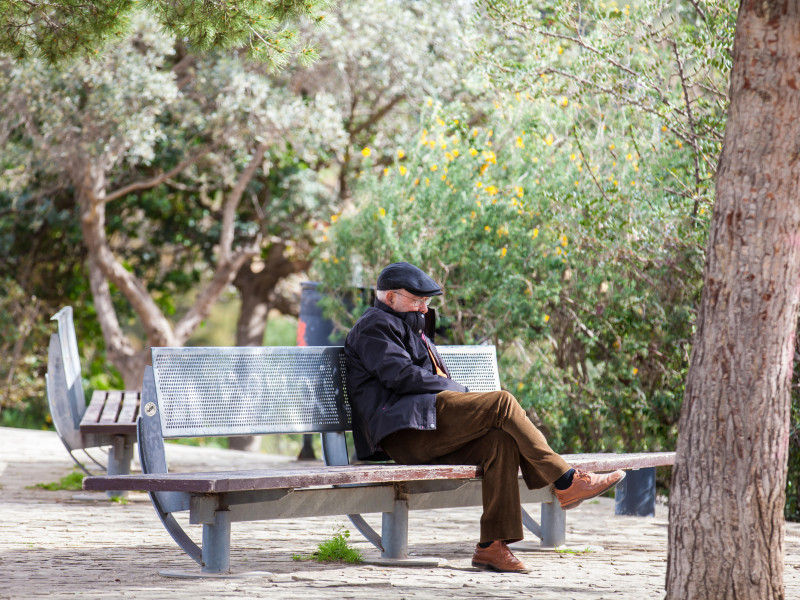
<box><xmin>353</xmin><ymin>322</ymin><xmax>467</xmax><ymax>396</ymax></box>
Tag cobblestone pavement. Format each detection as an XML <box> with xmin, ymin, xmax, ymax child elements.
<box><xmin>2</xmin><ymin>427</ymin><xmax>799</xmax><ymax>599</ymax></box>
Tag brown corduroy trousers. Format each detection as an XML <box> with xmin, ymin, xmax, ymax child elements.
<box><xmin>380</xmin><ymin>389</ymin><xmax>571</xmax><ymax>544</ymax></box>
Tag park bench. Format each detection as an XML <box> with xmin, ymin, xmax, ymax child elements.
<box><xmin>46</xmin><ymin>307</ymin><xmax>140</xmax><ymax>489</ymax></box>
<box><xmin>83</xmin><ymin>345</ymin><xmax>675</xmax><ymax>575</ymax></box>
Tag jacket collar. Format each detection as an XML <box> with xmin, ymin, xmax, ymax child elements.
<box><xmin>374</xmin><ymin>299</ymin><xmax>428</xmax><ymax>335</ymax></box>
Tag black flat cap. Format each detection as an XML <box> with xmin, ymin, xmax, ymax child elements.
<box><xmin>377</xmin><ymin>262</ymin><xmax>443</xmax><ymax>296</ymax></box>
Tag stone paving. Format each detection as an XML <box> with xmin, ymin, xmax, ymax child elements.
<box><xmin>1</xmin><ymin>426</ymin><xmax>799</xmax><ymax>599</ymax></box>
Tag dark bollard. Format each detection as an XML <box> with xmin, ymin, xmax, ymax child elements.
<box><xmin>615</xmin><ymin>467</ymin><xmax>656</xmax><ymax>516</ymax></box>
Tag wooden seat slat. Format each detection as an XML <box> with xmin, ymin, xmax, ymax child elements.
<box><xmin>99</xmin><ymin>391</ymin><xmax>123</xmax><ymax>423</ymax></box>
<box><xmin>83</xmin><ymin>452</ymin><xmax>676</xmax><ymax>495</ymax></box>
<box><xmin>117</xmin><ymin>391</ymin><xmax>139</xmax><ymax>424</ymax></box>
<box><xmin>80</xmin><ymin>391</ymin><xmax>140</xmax><ymax>436</ymax></box>
<box><xmin>81</xmin><ymin>390</ymin><xmax>107</xmax><ymax>426</ymax></box>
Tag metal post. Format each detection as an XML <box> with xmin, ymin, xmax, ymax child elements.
<box><xmin>615</xmin><ymin>467</ymin><xmax>656</xmax><ymax>516</ymax></box>
<box><xmin>381</xmin><ymin>497</ymin><xmax>409</xmax><ymax>559</ymax></box>
<box><xmin>106</xmin><ymin>434</ymin><xmax>133</xmax><ymax>499</ymax></box>
<box><xmin>202</xmin><ymin>511</ymin><xmax>232</xmax><ymax>573</ymax></box>
<box><xmin>540</xmin><ymin>499</ymin><xmax>566</xmax><ymax>547</ymax></box>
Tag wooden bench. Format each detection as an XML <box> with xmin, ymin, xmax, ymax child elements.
<box><xmin>83</xmin><ymin>345</ymin><xmax>675</xmax><ymax>575</ymax></box>
<box><xmin>46</xmin><ymin>307</ymin><xmax>140</xmax><ymax>491</ymax></box>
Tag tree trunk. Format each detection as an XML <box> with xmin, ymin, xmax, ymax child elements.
<box><xmin>666</xmin><ymin>4</ymin><xmax>800</xmax><ymax>598</ymax></box>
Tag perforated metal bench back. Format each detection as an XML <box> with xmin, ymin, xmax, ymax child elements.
<box><xmin>150</xmin><ymin>345</ymin><xmax>499</xmax><ymax>439</ymax></box>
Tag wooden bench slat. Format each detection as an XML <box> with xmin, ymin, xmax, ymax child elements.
<box><xmin>83</xmin><ymin>452</ymin><xmax>676</xmax><ymax>495</ymax></box>
<box><xmin>85</xmin><ymin>464</ymin><xmax>484</xmax><ymax>494</ymax></box>
<box><xmin>81</xmin><ymin>390</ymin><xmax>107</xmax><ymax>426</ymax></box>
<box><xmin>117</xmin><ymin>391</ymin><xmax>140</xmax><ymax>425</ymax></box>
<box><xmin>79</xmin><ymin>390</ymin><xmax>139</xmax><ymax>436</ymax></box>
<box><xmin>99</xmin><ymin>391</ymin><xmax>123</xmax><ymax>423</ymax></box>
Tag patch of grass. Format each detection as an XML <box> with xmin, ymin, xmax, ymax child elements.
<box><xmin>31</xmin><ymin>470</ymin><xmax>84</xmax><ymax>491</ymax></box>
<box><xmin>555</xmin><ymin>547</ymin><xmax>594</xmax><ymax>555</ymax></box>
<box><xmin>109</xmin><ymin>495</ymin><xmax>128</xmax><ymax>504</ymax></box>
<box><xmin>292</xmin><ymin>528</ymin><xmax>363</xmax><ymax>564</ymax></box>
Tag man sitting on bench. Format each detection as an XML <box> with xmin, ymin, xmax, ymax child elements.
<box><xmin>344</xmin><ymin>262</ymin><xmax>625</xmax><ymax>574</ymax></box>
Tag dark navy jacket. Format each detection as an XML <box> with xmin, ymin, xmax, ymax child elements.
<box><xmin>344</xmin><ymin>300</ymin><xmax>468</xmax><ymax>461</ymax></box>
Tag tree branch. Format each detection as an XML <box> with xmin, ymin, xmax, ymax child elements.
<box><xmin>103</xmin><ymin>149</ymin><xmax>211</xmax><ymax>204</ymax></box>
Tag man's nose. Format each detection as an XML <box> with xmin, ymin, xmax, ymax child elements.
<box><xmin>419</xmin><ymin>304</ymin><xmax>428</xmax><ymax>314</ymax></box>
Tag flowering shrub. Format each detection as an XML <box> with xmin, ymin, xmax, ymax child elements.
<box><xmin>316</xmin><ymin>92</ymin><xmax>707</xmax><ymax>453</ymax></box>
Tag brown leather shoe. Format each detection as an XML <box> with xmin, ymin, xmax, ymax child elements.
<box><xmin>554</xmin><ymin>469</ymin><xmax>626</xmax><ymax>510</ymax></box>
<box><xmin>471</xmin><ymin>541</ymin><xmax>530</xmax><ymax>573</ymax></box>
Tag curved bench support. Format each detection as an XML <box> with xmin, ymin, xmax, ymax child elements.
<box><xmin>138</xmin><ymin>369</ymin><xmax>201</xmax><ymax>566</ymax></box>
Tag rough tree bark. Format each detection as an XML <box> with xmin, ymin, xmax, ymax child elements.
<box><xmin>75</xmin><ymin>143</ymin><xmax>268</xmax><ymax>389</ymax></box>
<box><xmin>666</xmin><ymin>3</ymin><xmax>800</xmax><ymax>598</ymax></box>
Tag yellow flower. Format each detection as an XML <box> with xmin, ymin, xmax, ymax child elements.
<box><xmin>413</xmin><ymin>178</ymin><xmax>420</xmax><ymax>186</ymax></box>
<box><xmin>469</xmin><ymin>147</ymin><xmax>478</xmax><ymax>157</ymax></box>
<box><xmin>397</xmin><ymin>149</ymin><xmax>405</xmax><ymax>159</ymax></box>
<box><xmin>399</xmin><ymin>165</ymin><xmax>408</xmax><ymax>176</ymax></box>
<box><xmin>378</xmin><ymin>207</ymin><xmax>386</xmax><ymax>218</ymax></box>
<box><xmin>662</xmin><ymin>125</ymin><xmax>667</xmax><ymax>132</ymax></box>
<box><xmin>427</xmin><ymin>98</ymin><xmax>433</xmax><ymax>106</ymax></box>
<box><xmin>331</xmin><ymin>214</ymin><xmax>339</xmax><ymax>223</ymax></box>
<box><xmin>532</xmin><ymin>228</ymin><xmax>539</xmax><ymax>238</ymax></box>
<box><xmin>409</xmin><ymin>195</ymin><xmax>415</xmax><ymax>202</ymax></box>
<box><xmin>545</xmin><ymin>134</ymin><xmax>554</xmax><ymax>146</ymax></box>
<box><xmin>486</xmin><ymin>185</ymin><xmax>499</xmax><ymax>196</ymax></box>
<box><xmin>445</xmin><ymin>152</ymin><xmax>453</xmax><ymax>161</ymax></box>
<box><xmin>361</xmin><ymin>147</ymin><xmax>371</xmax><ymax>157</ymax></box>
<box><xmin>485</xmin><ymin>226</ymin><xmax>491</xmax><ymax>232</ymax></box>
<box><xmin>430</xmin><ymin>164</ymin><xmax>438</xmax><ymax>171</ymax></box>
<box><xmin>544</xmin><ymin>314</ymin><xmax>550</xmax><ymax>323</ymax></box>
<box><xmin>452</xmin><ymin>149</ymin><xmax>460</xmax><ymax>157</ymax></box>
<box><xmin>516</xmin><ymin>136</ymin><xmax>525</xmax><ymax>148</ymax></box>
<box><xmin>633</xmin><ymin>368</ymin><xmax>639</xmax><ymax>375</ymax></box>
<box><xmin>441</xmin><ymin>142</ymin><xmax>447</xmax><ymax>149</ymax></box>
<box><xmin>501</xmin><ymin>247</ymin><xmax>507</xmax><ymax>258</ymax></box>
<box><xmin>471</xmin><ymin>210</ymin><xmax>477</xmax><ymax>219</ymax></box>
<box><xmin>476</xmin><ymin>181</ymin><xmax>483</xmax><ymax>188</ymax></box>
<box><xmin>609</xmin><ymin>143</ymin><xmax>615</xmax><ymax>150</ymax></box>
<box><xmin>436</xmin><ymin>118</ymin><xmax>445</xmax><ymax>127</ymax></box>
<box><xmin>476</xmin><ymin>200</ymin><xmax>482</xmax><ymax>207</ymax></box>
<box><xmin>532</xmin><ymin>157</ymin><xmax>538</xmax><ymax>163</ymax></box>
<box><xmin>428</xmin><ymin>140</ymin><xmax>436</xmax><ymax>149</ymax></box>
<box><xmin>472</xmin><ymin>128</ymin><xmax>479</xmax><ymax>137</ymax></box>
<box><xmin>626</xmin><ymin>153</ymin><xmax>633</xmax><ymax>161</ymax></box>
<box><xmin>560</xmin><ymin>235</ymin><xmax>568</xmax><ymax>247</ymax></box>
<box><xmin>569</xmin><ymin>153</ymin><xmax>576</xmax><ymax>161</ymax></box>
<box><xmin>441</xmin><ymin>174</ymin><xmax>447</xmax><ymax>181</ymax></box>
<box><xmin>425</xmin><ymin>177</ymin><xmax>430</xmax><ymax>185</ymax></box>
<box><xmin>557</xmin><ymin>46</ymin><xmax>563</xmax><ymax>54</ymax></box>
<box><xmin>561</xmin><ymin>97</ymin><xmax>568</xmax><ymax>107</ymax></box>
<box><xmin>383</xmin><ymin>168</ymin><xmax>390</xmax><ymax>176</ymax></box>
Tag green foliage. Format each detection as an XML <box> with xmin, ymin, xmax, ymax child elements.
<box><xmin>317</xmin><ymin>93</ymin><xmax>706</xmax><ymax>453</ymax></box>
<box><xmin>33</xmin><ymin>470</ymin><xmax>84</xmax><ymax>491</ymax></box>
<box><xmin>0</xmin><ymin>0</ymin><xmax>334</xmax><ymax>67</ymax></box>
<box><xmin>292</xmin><ymin>527</ymin><xmax>363</xmax><ymax>564</ymax></box>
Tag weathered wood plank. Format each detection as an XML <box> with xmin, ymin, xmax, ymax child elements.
<box><xmin>79</xmin><ymin>390</ymin><xmax>139</xmax><ymax>436</ymax></box>
<box><xmin>99</xmin><ymin>391</ymin><xmax>123</xmax><ymax>423</ymax></box>
<box><xmin>117</xmin><ymin>391</ymin><xmax>140</xmax><ymax>424</ymax></box>
<box><xmin>81</xmin><ymin>391</ymin><xmax>106</xmax><ymax>425</ymax></box>
<box><xmin>83</xmin><ymin>452</ymin><xmax>676</xmax><ymax>494</ymax></box>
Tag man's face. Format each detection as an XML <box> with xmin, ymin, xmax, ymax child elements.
<box><xmin>388</xmin><ymin>289</ymin><xmax>431</xmax><ymax>314</ymax></box>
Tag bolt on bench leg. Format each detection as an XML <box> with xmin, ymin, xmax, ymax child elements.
<box><xmin>540</xmin><ymin>500</ymin><xmax>566</xmax><ymax>547</ymax></box>
<box><xmin>106</xmin><ymin>434</ymin><xmax>134</xmax><ymax>499</ymax></box>
<box><xmin>202</xmin><ymin>511</ymin><xmax>232</xmax><ymax>574</ymax></box>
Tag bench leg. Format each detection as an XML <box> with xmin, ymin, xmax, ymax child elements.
<box><xmin>106</xmin><ymin>435</ymin><xmax>134</xmax><ymax>499</ymax></box>
<box><xmin>201</xmin><ymin>511</ymin><xmax>231</xmax><ymax>574</ymax></box>
<box><xmin>540</xmin><ymin>500</ymin><xmax>566</xmax><ymax>547</ymax></box>
<box><xmin>381</xmin><ymin>497</ymin><xmax>409</xmax><ymax>560</ymax></box>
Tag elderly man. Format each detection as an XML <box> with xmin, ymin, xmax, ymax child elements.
<box><xmin>344</xmin><ymin>262</ymin><xmax>624</xmax><ymax>573</ymax></box>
